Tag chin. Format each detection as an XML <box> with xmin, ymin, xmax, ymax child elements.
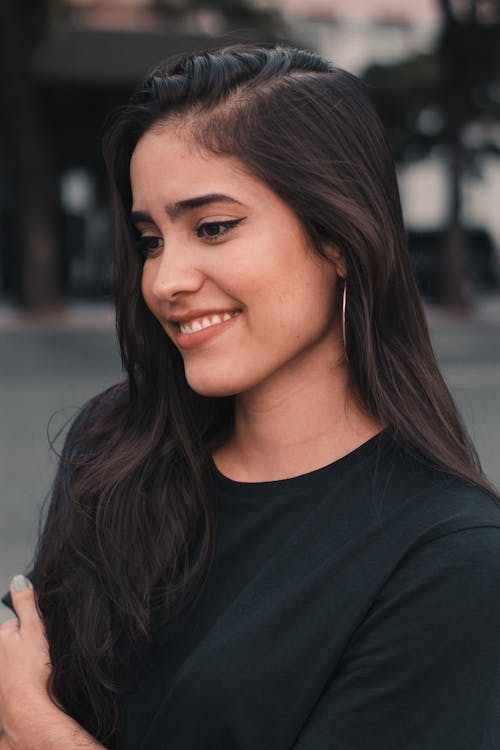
<box><xmin>184</xmin><ymin>369</ymin><xmax>248</xmax><ymax>399</ymax></box>
<box><xmin>187</xmin><ymin>382</ymin><xmax>242</xmax><ymax>398</ymax></box>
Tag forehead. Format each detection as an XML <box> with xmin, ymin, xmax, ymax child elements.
<box><xmin>130</xmin><ymin>125</ymin><xmax>254</xmax><ymax>201</ymax></box>
<box><xmin>128</xmin><ymin>122</ymin><xmax>306</xmax><ymax>233</ymax></box>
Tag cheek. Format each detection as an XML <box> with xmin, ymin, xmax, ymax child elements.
<box><xmin>140</xmin><ymin>264</ymin><xmax>156</xmax><ymax>313</ymax></box>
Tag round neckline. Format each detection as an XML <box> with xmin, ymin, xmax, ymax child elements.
<box><xmin>211</xmin><ymin>428</ymin><xmax>391</xmax><ymax>498</ymax></box>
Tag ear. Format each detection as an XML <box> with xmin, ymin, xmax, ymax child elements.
<box><xmin>325</xmin><ymin>244</ymin><xmax>347</xmax><ymax>280</ymax></box>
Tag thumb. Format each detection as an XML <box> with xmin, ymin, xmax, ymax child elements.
<box><xmin>9</xmin><ymin>574</ymin><xmax>40</xmax><ymax>631</ymax></box>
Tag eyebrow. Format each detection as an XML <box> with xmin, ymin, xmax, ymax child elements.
<box><xmin>130</xmin><ymin>193</ymin><xmax>244</xmax><ymax>225</ymax></box>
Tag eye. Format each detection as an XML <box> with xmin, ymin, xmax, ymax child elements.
<box><xmin>196</xmin><ymin>218</ymin><xmax>245</xmax><ymax>242</ymax></box>
<box><xmin>135</xmin><ymin>235</ymin><xmax>164</xmax><ymax>259</ymax></box>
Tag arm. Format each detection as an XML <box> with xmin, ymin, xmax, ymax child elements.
<box><xmin>0</xmin><ymin>581</ymin><xmax>108</xmax><ymax>750</ymax></box>
<box><xmin>3</xmin><ymin>698</ymin><xmax>107</xmax><ymax>750</ymax></box>
<box><xmin>294</xmin><ymin>525</ymin><xmax>500</xmax><ymax>750</ymax></box>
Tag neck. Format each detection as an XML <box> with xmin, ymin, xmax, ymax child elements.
<box><xmin>213</xmin><ymin>349</ymin><xmax>382</xmax><ymax>483</ymax></box>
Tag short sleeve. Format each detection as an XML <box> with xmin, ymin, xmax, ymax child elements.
<box><xmin>294</xmin><ymin>525</ymin><xmax>500</xmax><ymax>750</ymax></box>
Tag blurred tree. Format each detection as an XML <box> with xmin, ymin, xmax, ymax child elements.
<box><xmin>363</xmin><ymin>0</ymin><xmax>500</xmax><ymax>308</ymax></box>
<box><xmin>0</xmin><ymin>0</ymin><xmax>62</xmax><ymax>310</ymax></box>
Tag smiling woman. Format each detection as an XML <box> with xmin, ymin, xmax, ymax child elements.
<box><xmin>1</xmin><ymin>44</ymin><xmax>500</xmax><ymax>750</ymax></box>
<box><xmin>130</xmin><ymin>129</ymin><xmax>343</xmax><ymax>404</ymax></box>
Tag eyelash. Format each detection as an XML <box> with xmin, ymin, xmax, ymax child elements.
<box><xmin>134</xmin><ymin>218</ymin><xmax>245</xmax><ymax>258</ymax></box>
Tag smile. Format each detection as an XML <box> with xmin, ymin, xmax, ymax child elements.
<box><xmin>179</xmin><ymin>311</ymin><xmax>240</xmax><ymax>334</ymax></box>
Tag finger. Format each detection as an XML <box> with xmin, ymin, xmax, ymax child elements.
<box><xmin>9</xmin><ymin>575</ymin><xmax>41</xmax><ymax>631</ymax></box>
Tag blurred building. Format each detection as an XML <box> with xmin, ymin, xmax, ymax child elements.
<box><xmin>1</xmin><ymin>0</ymin><xmax>499</xmax><ymax>304</ymax></box>
<box><xmin>1</xmin><ymin>0</ymin><xmax>280</xmax><ymax>303</ymax></box>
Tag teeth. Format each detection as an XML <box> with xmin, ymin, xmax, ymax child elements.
<box><xmin>179</xmin><ymin>311</ymin><xmax>238</xmax><ymax>334</ymax></box>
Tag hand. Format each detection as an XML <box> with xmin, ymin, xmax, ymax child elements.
<box><xmin>0</xmin><ymin>579</ymin><xmax>106</xmax><ymax>749</ymax></box>
<box><xmin>0</xmin><ymin>576</ymin><xmax>52</xmax><ymax>737</ymax></box>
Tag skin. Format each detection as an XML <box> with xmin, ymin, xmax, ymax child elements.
<box><xmin>132</xmin><ymin>122</ymin><xmax>382</xmax><ymax>481</ymax></box>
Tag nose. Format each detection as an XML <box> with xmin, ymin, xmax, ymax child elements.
<box><xmin>149</xmin><ymin>245</ymin><xmax>204</xmax><ymax>301</ymax></box>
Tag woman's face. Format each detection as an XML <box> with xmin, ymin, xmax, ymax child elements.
<box><xmin>130</xmin><ymin>123</ymin><xmax>344</xmax><ymax>398</ymax></box>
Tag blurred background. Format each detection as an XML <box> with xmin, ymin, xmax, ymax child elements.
<box><xmin>1</xmin><ymin>0</ymin><xmax>500</xmax><ymax>619</ymax></box>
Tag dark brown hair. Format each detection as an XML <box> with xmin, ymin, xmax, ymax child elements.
<box><xmin>32</xmin><ymin>44</ymin><xmax>498</xmax><ymax>746</ymax></box>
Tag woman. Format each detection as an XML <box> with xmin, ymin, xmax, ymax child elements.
<box><xmin>1</xmin><ymin>43</ymin><xmax>500</xmax><ymax>749</ymax></box>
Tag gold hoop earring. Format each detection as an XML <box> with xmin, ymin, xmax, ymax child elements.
<box><xmin>342</xmin><ymin>279</ymin><xmax>349</xmax><ymax>363</ymax></box>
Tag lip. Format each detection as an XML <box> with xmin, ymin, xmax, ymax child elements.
<box><xmin>168</xmin><ymin>308</ymin><xmax>241</xmax><ymax>325</ymax></box>
<box><xmin>172</xmin><ymin>312</ymin><xmax>241</xmax><ymax>350</ymax></box>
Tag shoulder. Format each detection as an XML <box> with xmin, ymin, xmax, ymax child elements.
<box><xmin>358</xmin><ymin>442</ymin><xmax>500</xmax><ymax>643</ymax></box>
<box><xmin>368</xmin><ymin>524</ymin><xmax>500</xmax><ymax>656</ymax></box>
<box><xmin>71</xmin><ymin>381</ymin><xmax>127</xmax><ymax>427</ymax></box>
<box><xmin>61</xmin><ymin>381</ymin><xmax>127</xmax><ymax>458</ymax></box>
<box><xmin>366</xmin><ymin>431</ymin><xmax>500</xmax><ymax>551</ymax></box>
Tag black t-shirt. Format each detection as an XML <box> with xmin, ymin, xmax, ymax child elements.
<box><xmin>4</xmin><ymin>428</ymin><xmax>500</xmax><ymax>749</ymax></box>
<box><xmin>115</xmin><ymin>430</ymin><xmax>500</xmax><ymax>749</ymax></box>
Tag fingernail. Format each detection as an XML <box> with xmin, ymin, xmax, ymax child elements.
<box><xmin>11</xmin><ymin>574</ymin><xmax>31</xmax><ymax>591</ymax></box>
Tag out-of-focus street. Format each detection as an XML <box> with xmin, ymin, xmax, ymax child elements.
<box><xmin>0</xmin><ymin>306</ymin><xmax>121</xmax><ymax>619</ymax></box>
<box><xmin>428</xmin><ymin>300</ymin><xmax>500</xmax><ymax>491</ymax></box>
<box><xmin>1</xmin><ymin>299</ymin><xmax>499</xmax><ymax>621</ymax></box>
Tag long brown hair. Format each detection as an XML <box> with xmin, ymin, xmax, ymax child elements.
<box><xmin>33</xmin><ymin>44</ymin><xmax>498</xmax><ymax>746</ymax></box>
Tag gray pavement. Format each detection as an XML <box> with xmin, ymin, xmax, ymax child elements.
<box><xmin>1</xmin><ymin>298</ymin><xmax>500</xmax><ymax>622</ymax></box>
<box><xmin>1</xmin><ymin>307</ymin><xmax>122</xmax><ymax>620</ymax></box>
